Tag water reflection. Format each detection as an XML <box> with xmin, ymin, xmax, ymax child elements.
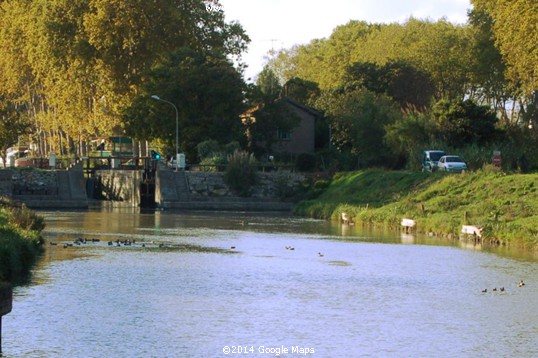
<box><xmin>3</xmin><ymin>209</ymin><xmax>538</xmax><ymax>357</ymax></box>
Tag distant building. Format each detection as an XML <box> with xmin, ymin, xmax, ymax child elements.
<box><xmin>243</xmin><ymin>97</ymin><xmax>321</xmax><ymax>155</ymax></box>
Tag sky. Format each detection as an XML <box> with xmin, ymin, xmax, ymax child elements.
<box><xmin>219</xmin><ymin>0</ymin><xmax>473</xmax><ymax>81</ymax></box>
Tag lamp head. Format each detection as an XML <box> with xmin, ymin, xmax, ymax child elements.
<box><xmin>151</xmin><ymin>95</ymin><xmax>160</xmax><ymax>100</ymax></box>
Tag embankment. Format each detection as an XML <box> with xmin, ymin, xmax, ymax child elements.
<box><xmin>295</xmin><ymin>168</ymin><xmax>538</xmax><ymax>250</ymax></box>
<box><xmin>0</xmin><ymin>198</ymin><xmax>44</xmax><ymax>284</ymax></box>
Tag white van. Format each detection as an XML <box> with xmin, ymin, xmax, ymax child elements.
<box><xmin>421</xmin><ymin>150</ymin><xmax>445</xmax><ymax>172</ymax></box>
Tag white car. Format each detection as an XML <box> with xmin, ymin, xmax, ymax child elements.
<box><xmin>437</xmin><ymin>155</ymin><xmax>467</xmax><ymax>173</ymax></box>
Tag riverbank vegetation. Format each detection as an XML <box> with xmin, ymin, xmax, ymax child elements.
<box><xmin>296</xmin><ymin>168</ymin><xmax>538</xmax><ymax>250</ymax></box>
<box><xmin>0</xmin><ymin>198</ymin><xmax>44</xmax><ymax>284</ymax></box>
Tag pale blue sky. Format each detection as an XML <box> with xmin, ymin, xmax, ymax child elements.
<box><xmin>219</xmin><ymin>0</ymin><xmax>473</xmax><ymax>80</ymax></box>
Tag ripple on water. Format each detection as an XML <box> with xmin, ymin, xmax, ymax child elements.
<box><xmin>4</xmin><ymin>210</ymin><xmax>538</xmax><ymax>357</ymax></box>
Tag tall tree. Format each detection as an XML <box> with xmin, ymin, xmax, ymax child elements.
<box><xmin>346</xmin><ymin>60</ymin><xmax>436</xmax><ymax>109</ymax></box>
<box><xmin>431</xmin><ymin>99</ymin><xmax>499</xmax><ymax>148</ymax></box>
<box><xmin>472</xmin><ymin>0</ymin><xmax>538</xmax><ymax>96</ymax></box>
<box><xmin>0</xmin><ymin>0</ymin><xmax>249</xmax><ymax>156</ymax></box>
<box><xmin>467</xmin><ymin>8</ymin><xmax>513</xmax><ymax>122</ymax></box>
<box><xmin>0</xmin><ymin>97</ymin><xmax>30</xmax><ymax>167</ymax></box>
<box><xmin>314</xmin><ymin>87</ymin><xmax>402</xmax><ymax>167</ymax></box>
<box><xmin>123</xmin><ymin>48</ymin><xmax>247</xmax><ymax>160</ymax></box>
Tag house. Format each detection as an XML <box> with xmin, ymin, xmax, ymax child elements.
<box><xmin>242</xmin><ymin>97</ymin><xmax>321</xmax><ymax>155</ymax></box>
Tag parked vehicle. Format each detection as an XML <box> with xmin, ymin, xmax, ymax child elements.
<box><xmin>421</xmin><ymin>150</ymin><xmax>446</xmax><ymax>172</ymax></box>
<box><xmin>437</xmin><ymin>155</ymin><xmax>468</xmax><ymax>173</ymax></box>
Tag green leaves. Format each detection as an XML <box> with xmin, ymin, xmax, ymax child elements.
<box><xmin>472</xmin><ymin>0</ymin><xmax>538</xmax><ymax>96</ymax></box>
<box><xmin>0</xmin><ymin>0</ymin><xmax>249</xmax><ymax>156</ymax></box>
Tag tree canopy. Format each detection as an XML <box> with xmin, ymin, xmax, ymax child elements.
<box><xmin>472</xmin><ymin>0</ymin><xmax>538</xmax><ymax>96</ymax></box>
<box><xmin>0</xmin><ymin>0</ymin><xmax>249</xmax><ymax>156</ymax></box>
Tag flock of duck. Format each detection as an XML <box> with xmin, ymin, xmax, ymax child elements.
<box><xmin>50</xmin><ymin>237</ymin><xmax>164</xmax><ymax>249</ymax></box>
<box><xmin>481</xmin><ymin>280</ymin><xmax>526</xmax><ymax>293</ymax></box>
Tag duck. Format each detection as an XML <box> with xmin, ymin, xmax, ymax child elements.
<box><xmin>481</xmin><ymin>288</ymin><xmax>487</xmax><ymax>293</ymax></box>
<box><xmin>318</xmin><ymin>252</ymin><xmax>324</xmax><ymax>257</ymax></box>
<box><xmin>500</xmin><ymin>287</ymin><xmax>505</xmax><ymax>292</ymax></box>
<box><xmin>518</xmin><ymin>280</ymin><xmax>525</xmax><ymax>287</ymax></box>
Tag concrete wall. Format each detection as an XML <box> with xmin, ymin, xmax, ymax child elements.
<box><xmin>95</xmin><ymin>169</ymin><xmax>143</xmax><ymax>207</ymax></box>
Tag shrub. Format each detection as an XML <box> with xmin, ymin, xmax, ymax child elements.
<box><xmin>200</xmin><ymin>155</ymin><xmax>227</xmax><ymax>172</ymax></box>
<box><xmin>0</xmin><ymin>197</ymin><xmax>44</xmax><ymax>283</ymax></box>
<box><xmin>197</xmin><ymin>139</ymin><xmax>220</xmax><ymax>160</ymax></box>
<box><xmin>224</xmin><ymin>150</ymin><xmax>258</xmax><ymax>197</ymax></box>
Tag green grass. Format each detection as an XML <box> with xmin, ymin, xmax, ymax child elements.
<box><xmin>295</xmin><ymin>167</ymin><xmax>538</xmax><ymax>250</ymax></box>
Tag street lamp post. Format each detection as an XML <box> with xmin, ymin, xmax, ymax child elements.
<box><xmin>151</xmin><ymin>95</ymin><xmax>179</xmax><ymax>171</ymax></box>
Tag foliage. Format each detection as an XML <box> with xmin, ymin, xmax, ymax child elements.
<box><xmin>224</xmin><ymin>150</ymin><xmax>258</xmax><ymax>196</ymax></box>
<box><xmin>346</xmin><ymin>60</ymin><xmax>436</xmax><ymax>109</ymax></box>
<box><xmin>472</xmin><ymin>0</ymin><xmax>538</xmax><ymax>96</ymax></box>
<box><xmin>431</xmin><ymin>99</ymin><xmax>499</xmax><ymax>148</ymax></box>
<box><xmin>384</xmin><ymin>111</ymin><xmax>434</xmax><ymax>169</ymax></box>
<box><xmin>0</xmin><ymin>97</ymin><xmax>31</xmax><ymax>167</ymax></box>
<box><xmin>256</xmin><ymin>66</ymin><xmax>282</xmax><ymax>101</ymax></box>
<box><xmin>123</xmin><ymin>47</ymin><xmax>247</xmax><ymax>160</ymax></box>
<box><xmin>276</xmin><ymin>18</ymin><xmax>473</xmax><ymax>101</ymax></box>
<box><xmin>0</xmin><ymin>0</ymin><xmax>249</xmax><ymax>157</ymax></box>
<box><xmin>0</xmin><ymin>197</ymin><xmax>44</xmax><ymax>283</ymax></box>
<box><xmin>245</xmin><ymin>98</ymin><xmax>300</xmax><ymax>156</ymax></box>
<box><xmin>200</xmin><ymin>155</ymin><xmax>228</xmax><ymax>172</ymax></box>
<box><xmin>197</xmin><ymin>139</ymin><xmax>221</xmax><ymax>159</ymax></box>
<box><xmin>197</xmin><ymin>140</ymin><xmax>241</xmax><ymax>170</ymax></box>
<box><xmin>281</xmin><ymin>77</ymin><xmax>321</xmax><ymax>105</ymax></box>
<box><xmin>314</xmin><ymin>87</ymin><xmax>402</xmax><ymax>168</ymax></box>
<box><xmin>467</xmin><ymin>9</ymin><xmax>512</xmax><ymax>122</ymax></box>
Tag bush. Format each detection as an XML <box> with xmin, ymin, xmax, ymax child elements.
<box><xmin>200</xmin><ymin>155</ymin><xmax>228</xmax><ymax>172</ymax></box>
<box><xmin>197</xmin><ymin>139</ymin><xmax>220</xmax><ymax>160</ymax></box>
<box><xmin>224</xmin><ymin>150</ymin><xmax>258</xmax><ymax>197</ymax></box>
<box><xmin>0</xmin><ymin>197</ymin><xmax>44</xmax><ymax>283</ymax></box>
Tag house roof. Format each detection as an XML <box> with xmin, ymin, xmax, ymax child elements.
<box><xmin>281</xmin><ymin>97</ymin><xmax>322</xmax><ymax>118</ymax></box>
<box><xmin>243</xmin><ymin>97</ymin><xmax>321</xmax><ymax>118</ymax></box>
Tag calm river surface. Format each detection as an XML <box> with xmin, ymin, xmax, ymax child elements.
<box><xmin>3</xmin><ymin>208</ymin><xmax>538</xmax><ymax>357</ymax></box>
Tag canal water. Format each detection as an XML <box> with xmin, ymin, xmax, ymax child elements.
<box><xmin>2</xmin><ymin>209</ymin><xmax>538</xmax><ymax>357</ymax></box>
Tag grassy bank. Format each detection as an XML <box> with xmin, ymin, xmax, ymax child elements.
<box><xmin>0</xmin><ymin>197</ymin><xmax>44</xmax><ymax>284</ymax></box>
<box><xmin>295</xmin><ymin>168</ymin><xmax>538</xmax><ymax>250</ymax></box>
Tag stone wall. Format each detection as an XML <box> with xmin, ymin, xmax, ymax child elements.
<box><xmin>11</xmin><ymin>169</ymin><xmax>58</xmax><ymax>195</ymax></box>
<box><xmin>186</xmin><ymin>170</ymin><xmax>306</xmax><ymax>199</ymax></box>
<box><xmin>3</xmin><ymin>165</ymin><xmax>88</xmax><ymax>208</ymax></box>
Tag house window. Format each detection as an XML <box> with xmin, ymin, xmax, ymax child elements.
<box><xmin>277</xmin><ymin>128</ymin><xmax>292</xmax><ymax>140</ymax></box>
